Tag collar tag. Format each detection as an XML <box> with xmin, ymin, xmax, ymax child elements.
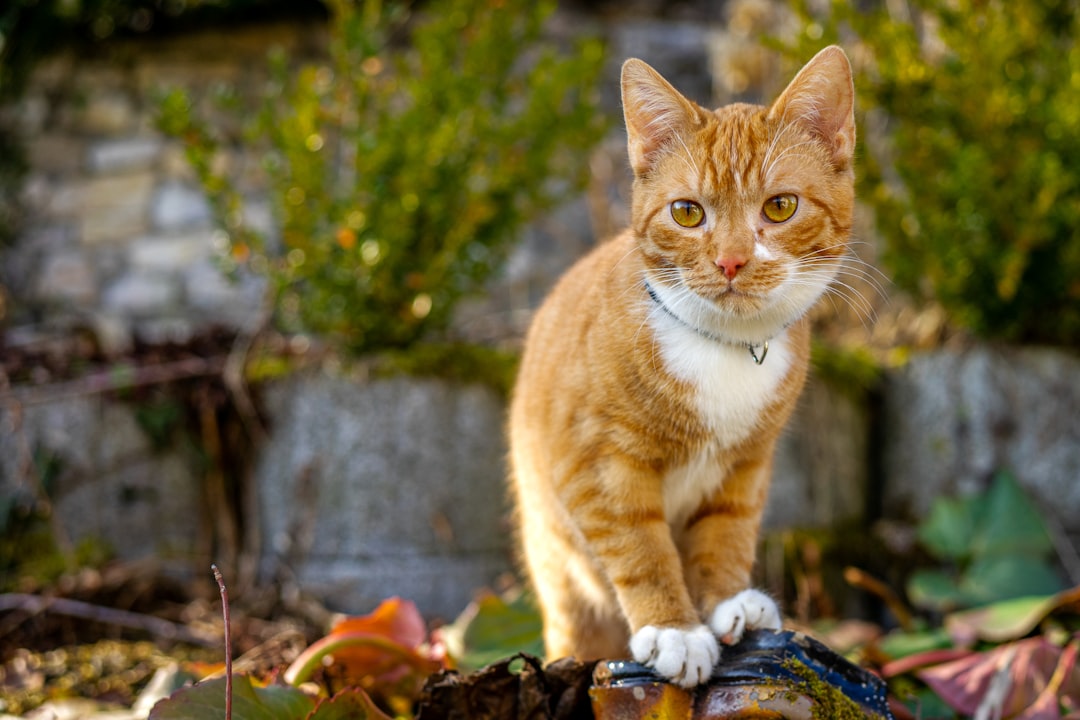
<box><xmin>749</xmin><ymin>342</ymin><xmax>769</xmax><ymax>365</ymax></box>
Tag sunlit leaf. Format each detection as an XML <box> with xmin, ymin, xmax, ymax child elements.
<box><xmin>283</xmin><ymin>597</ymin><xmax>441</xmax><ymax>688</ymax></box>
<box><xmin>331</xmin><ymin>596</ymin><xmax>428</xmax><ymax>651</ymax></box>
<box><xmin>946</xmin><ymin>586</ymin><xmax>1080</xmax><ymax>645</ymax></box>
<box><xmin>439</xmin><ymin>590</ymin><xmax>544</xmax><ymax>672</ymax></box>
<box><xmin>308</xmin><ymin>688</ymin><xmax>394</xmax><ymax>720</ymax></box>
<box><xmin>148</xmin><ymin>676</ymin><xmax>315</xmax><ymax>720</ymax></box>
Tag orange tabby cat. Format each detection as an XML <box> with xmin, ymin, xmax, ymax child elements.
<box><xmin>508</xmin><ymin>46</ymin><xmax>855</xmax><ymax>687</ymax></box>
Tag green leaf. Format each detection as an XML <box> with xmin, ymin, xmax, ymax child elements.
<box><xmin>441</xmin><ymin>591</ymin><xmax>544</xmax><ymax>672</ymax></box>
<box><xmin>970</xmin><ymin>472</ymin><xmax>1054</xmax><ymax>558</ymax></box>
<box><xmin>907</xmin><ymin>568</ymin><xmax>967</xmax><ymax>612</ymax></box>
<box><xmin>876</xmin><ymin>626</ymin><xmax>954</xmax><ymax>661</ymax></box>
<box><xmin>945</xmin><ymin>593</ymin><xmax>1062</xmax><ymax>644</ymax></box>
<box><xmin>916</xmin><ymin>493</ymin><xmax>978</xmax><ymax>562</ymax></box>
<box><xmin>956</xmin><ymin>554</ymin><xmax>1063</xmax><ymax>608</ymax></box>
<box><xmin>148</xmin><ymin>676</ymin><xmax>315</xmax><ymax>720</ymax></box>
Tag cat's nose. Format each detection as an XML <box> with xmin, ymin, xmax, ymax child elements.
<box><xmin>715</xmin><ymin>255</ymin><xmax>747</xmax><ymax>280</ymax></box>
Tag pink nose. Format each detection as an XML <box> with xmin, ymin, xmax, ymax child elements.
<box><xmin>715</xmin><ymin>255</ymin><xmax>746</xmax><ymax>280</ymax></box>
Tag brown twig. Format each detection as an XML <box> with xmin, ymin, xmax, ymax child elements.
<box><xmin>0</xmin><ymin>356</ymin><xmax>227</xmax><ymax>406</ymax></box>
<box><xmin>212</xmin><ymin>564</ymin><xmax>233</xmax><ymax>720</ymax></box>
<box><xmin>0</xmin><ymin>593</ymin><xmax>218</xmax><ymax>646</ymax></box>
<box><xmin>843</xmin><ymin>566</ymin><xmax>915</xmax><ymax>631</ymax></box>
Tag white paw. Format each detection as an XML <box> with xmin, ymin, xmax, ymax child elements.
<box><xmin>709</xmin><ymin>589</ymin><xmax>781</xmax><ymax>645</ymax></box>
<box><xmin>629</xmin><ymin>624</ymin><xmax>719</xmax><ymax>688</ymax></box>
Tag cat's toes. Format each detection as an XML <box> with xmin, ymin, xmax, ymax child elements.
<box><xmin>709</xmin><ymin>589</ymin><xmax>781</xmax><ymax>645</ymax></box>
<box><xmin>629</xmin><ymin>624</ymin><xmax>719</xmax><ymax>688</ymax></box>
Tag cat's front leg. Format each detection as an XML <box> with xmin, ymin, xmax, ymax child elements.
<box><xmin>568</xmin><ymin>459</ymin><xmax>717</xmax><ymax>687</ymax></box>
<box><xmin>681</xmin><ymin>453</ymin><xmax>782</xmax><ymax>644</ymax></box>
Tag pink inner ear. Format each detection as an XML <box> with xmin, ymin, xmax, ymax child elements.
<box><xmin>770</xmin><ymin>47</ymin><xmax>856</xmax><ymax>169</ymax></box>
<box><xmin>621</xmin><ymin>59</ymin><xmax>699</xmax><ymax>176</ymax></box>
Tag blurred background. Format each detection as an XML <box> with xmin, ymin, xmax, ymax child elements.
<box><xmin>0</xmin><ymin>0</ymin><xmax>1078</xmax><ymax>715</ymax></box>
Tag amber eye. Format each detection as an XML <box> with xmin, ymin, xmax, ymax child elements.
<box><xmin>671</xmin><ymin>199</ymin><xmax>705</xmax><ymax>228</ymax></box>
<box><xmin>762</xmin><ymin>194</ymin><xmax>798</xmax><ymax>223</ymax></box>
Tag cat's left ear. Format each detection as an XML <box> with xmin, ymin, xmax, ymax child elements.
<box><xmin>768</xmin><ymin>45</ymin><xmax>855</xmax><ymax>172</ymax></box>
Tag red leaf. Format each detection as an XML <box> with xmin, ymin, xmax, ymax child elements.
<box><xmin>918</xmin><ymin>637</ymin><xmax>1062</xmax><ymax>716</ymax></box>
<box><xmin>284</xmin><ymin>598</ymin><xmax>442</xmax><ymax>688</ymax></box>
<box><xmin>330</xmin><ymin>597</ymin><xmax>428</xmax><ymax>650</ymax></box>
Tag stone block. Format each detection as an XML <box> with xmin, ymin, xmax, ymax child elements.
<box><xmin>103</xmin><ymin>272</ymin><xmax>181</xmax><ymax>316</ymax></box>
<box><xmin>87</xmin><ymin>137</ymin><xmax>164</xmax><ymax>174</ymax></box>
<box><xmin>79</xmin><ymin>92</ymin><xmax>137</xmax><ymax>135</ymax></box>
<box><xmin>0</xmin><ymin>396</ymin><xmax>201</xmax><ymax>567</ymax></box>
<box><xmin>151</xmin><ymin>180</ymin><xmax>213</xmax><ymax>231</ymax></box>
<box><xmin>768</xmin><ymin>375</ymin><xmax>870</xmax><ymax>530</ymax></box>
<box><xmin>35</xmin><ymin>251</ymin><xmax>97</xmax><ymax>304</ymax></box>
<box><xmin>129</xmin><ymin>230</ymin><xmax>212</xmax><ymax>272</ymax></box>
<box><xmin>27</xmin><ymin>134</ymin><xmax>85</xmax><ymax>175</ymax></box>
<box><xmin>256</xmin><ymin>373</ymin><xmax>513</xmax><ymax>619</ymax></box>
<box><xmin>185</xmin><ymin>261</ymin><xmax>265</xmax><ymax>324</ymax></box>
<box><xmin>77</xmin><ymin>172</ymin><xmax>156</xmax><ymax>245</ymax></box>
<box><xmin>882</xmin><ymin>345</ymin><xmax>1080</xmax><ymax>533</ymax></box>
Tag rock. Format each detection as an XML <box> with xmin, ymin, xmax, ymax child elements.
<box><xmin>150</xmin><ymin>180</ymin><xmax>213</xmax><ymax>231</ymax></box>
<box><xmin>128</xmin><ymin>230</ymin><xmax>212</xmax><ymax>272</ymax></box>
<box><xmin>256</xmin><ymin>372</ymin><xmax>512</xmax><ymax>619</ymax></box>
<box><xmin>102</xmin><ymin>273</ymin><xmax>180</xmax><ymax>316</ymax></box>
<box><xmin>35</xmin><ymin>251</ymin><xmax>97</xmax><ymax>304</ymax></box>
<box><xmin>86</xmin><ymin>137</ymin><xmax>164</xmax><ymax>174</ymax></box>
<box><xmin>883</xmin><ymin>345</ymin><xmax>1080</xmax><ymax>534</ymax></box>
<box><xmin>0</xmin><ymin>396</ymin><xmax>202</xmax><ymax>567</ymax></box>
<box><xmin>79</xmin><ymin>92</ymin><xmax>137</xmax><ymax>135</ymax></box>
<box><xmin>77</xmin><ymin>172</ymin><xmax>156</xmax><ymax>245</ymax></box>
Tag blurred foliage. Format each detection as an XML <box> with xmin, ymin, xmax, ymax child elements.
<box><xmin>906</xmin><ymin>472</ymin><xmax>1062</xmax><ymax>613</ymax></box>
<box><xmin>157</xmin><ymin>0</ymin><xmax>608</xmax><ymax>355</ymax></box>
<box><xmin>781</xmin><ymin>0</ymin><xmax>1080</xmax><ymax>345</ymax></box>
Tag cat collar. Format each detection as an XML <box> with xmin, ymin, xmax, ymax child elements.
<box><xmin>644</xmin><ymin>281</ymin><xmax>770</xmax><ymax>365</ymax></box>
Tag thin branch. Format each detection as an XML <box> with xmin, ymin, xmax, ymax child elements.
<box><xmin>212</xmin><ymin>564</ymin><xmax>233</xmax><ymax>720</ymax></box>
<box><xmin>1</xmin><ymin>356</ymin><xmax>228</xmax><ymax>406</ymax></box>
<box><xmin>0</xmin><ymin>593</ymin><xmax>218</xmax><ymax>646</ymax></box>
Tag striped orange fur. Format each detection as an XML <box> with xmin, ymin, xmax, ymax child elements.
<box><xmin>508</xmin><ymin>46</ymin><xmax>855</xmax><ymax>687</ymax></box>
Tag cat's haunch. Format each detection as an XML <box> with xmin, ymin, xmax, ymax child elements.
<box><xmin>508</xmin><ymin>46</ymin><xmax>855</xmax><ymax>687</ymax></box>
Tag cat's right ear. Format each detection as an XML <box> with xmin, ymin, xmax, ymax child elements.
<box><xmin>621</xmin><ymin>59</ymin><xmax>701</xmax><ymax>177</ymax></box>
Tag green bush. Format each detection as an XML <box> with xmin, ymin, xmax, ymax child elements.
<box><xmin>781</xmin><ymin>0</ymin><xmax>1080</xmax><ymax>345</ymax></box>
<box><xmin>158</xmin><ymin>0</ymin><xmax>606</xmax><ymax>354</ymax></box>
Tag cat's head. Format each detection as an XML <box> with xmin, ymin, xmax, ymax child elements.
<box><xmin>621</xmin><ymin>46</ymin><xmax>855</xmax><ymax>345</ymax></box>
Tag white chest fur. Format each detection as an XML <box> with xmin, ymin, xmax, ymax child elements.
<box><xmin>650</xmin><ymin>312</ymin><xmax>792</xmax><ymax>525</ymax></box>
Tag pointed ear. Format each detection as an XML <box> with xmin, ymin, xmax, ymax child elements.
<box><xmin>621</xmin><ymin>59</ymin><xmax>701</xmax><ymax>177</ymax></box>
<box><xmin>768</xmin><ymin>45</ymin><xmax>855</xmax><ymax>171</ymax></box>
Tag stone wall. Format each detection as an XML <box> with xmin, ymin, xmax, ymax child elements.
<box><xmin>5</xmin><ymin>21</ymin><xmax>327</xmax><ymax>350</ymax></box>
<box><xmin>3</xmin><ymin>2</ymin><xmax>1078</xmax><ymax>620</ymax></box>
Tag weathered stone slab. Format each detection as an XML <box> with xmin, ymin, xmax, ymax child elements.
<box><xmin>769</xmin><ymin>374</ymin><xmax>870</xmax><ymax>530</ymax></box>
<box><xmin>103</xmin><ymin>272</ymin><xmax>181</xmax><ymax>316</ymax></box>
<box><xmin>151</xmin><ymin>180</ymin><xmax>213</xmax><ymax>231</ymax></box>
<box><xmin>882</xmin><ymin>345</ymin><xmax>1080</xmax><ymax>533</ymax></box>
<box><xmin>87</xmin><ymin>137</ymin><xmax>164</xmax><ymax>174</ymax></box>
<box><xmin>256</xmin><ymin>372</ymin><xmax>513</xmax><ymax>619</ymax></box>
<box><xmin>0</xmin><ymin>396</ymin><xmax>202</xmax><ymax>566</ymax></box>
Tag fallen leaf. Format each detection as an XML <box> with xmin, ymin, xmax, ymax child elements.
<box><xmin>148</xmin><ymin>675</ymin><xmax>315</xmax><ymax>720</ymax></box>
<box><xmin>946</xmin><ymin>586</ymin><xmax>1080</xmax><ymax>645</ymax></box>
<box><xmin>917</xmin><ymin>637</ymin><xmax>1064</xmax><ymax>716</ymax></box>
